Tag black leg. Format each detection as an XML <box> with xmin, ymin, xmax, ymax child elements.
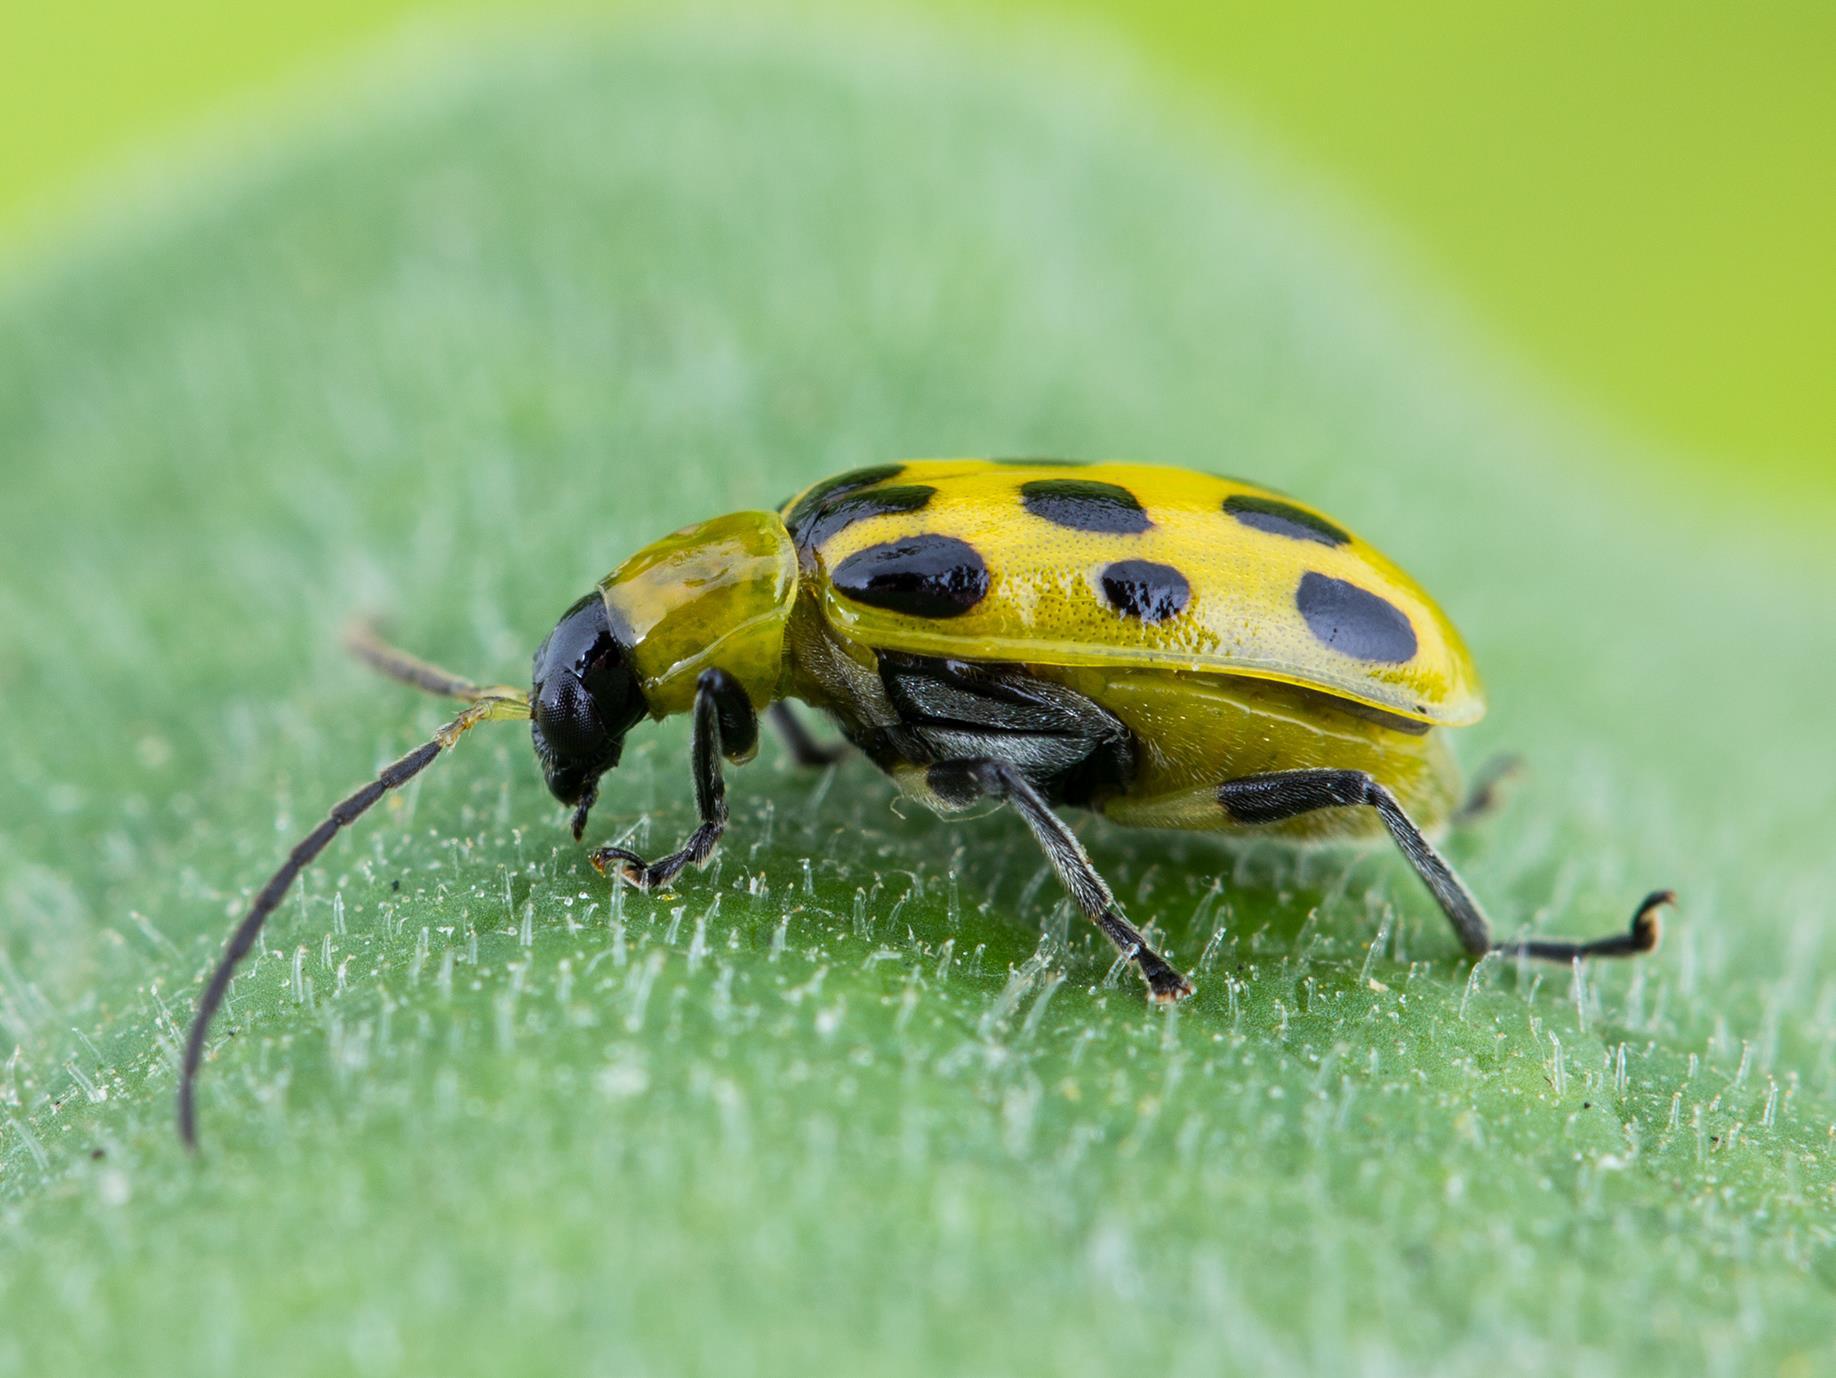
<box><xmin>589</xmin><ymin>669</ymin><xmax>755</xmax><ymax>891</ymax></box>
<box><xmin>928</xmin><ymin>758</ymin><xmax>1194</xmax><ymax>1002</ymax></box>
<box><xmin>768</xmin><ymin>702</ymin><xmax>847</xmax><ymax>768</ymax></box>
<box><xmin>1451</xmin><ymin>753</ymin><xmax>1524</xmax><ymax>826</ymax></box>
<box><xmin>1218</xmin><ymin>769</ymin><xmax>1670</xmax><ymax>961</ymax></box>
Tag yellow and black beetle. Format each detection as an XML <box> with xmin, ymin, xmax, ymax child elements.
<box><xmin>179</xmin><ymin>460</ymin><xmax>1672</xmax><ymax>1146</ymax></box>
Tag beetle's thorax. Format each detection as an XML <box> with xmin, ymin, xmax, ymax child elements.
<box><xmin>598</xmin><ymin>510</ymin><xmax>798</xmax><ymax>718</ymax></box>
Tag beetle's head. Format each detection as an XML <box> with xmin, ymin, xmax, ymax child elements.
<box><xmin>530</xmin><ymin>591</ymin><xmax>647</xmax><ymax>832</ymax></box>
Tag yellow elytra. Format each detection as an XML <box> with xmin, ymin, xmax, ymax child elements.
<box><xmin>767</xmin><ymin>460</ymin><xmax>1477</xmax><ymax>840</ymax></box>
<box><xmin>180</xmin><ymin>458</ymin><xmax>1671</xmax><ymax>1147</ymax></box>
<box><xmin>785</xmin><ymin>460</ymin><xmax>1483</xmax><ymax>727</ymax></box>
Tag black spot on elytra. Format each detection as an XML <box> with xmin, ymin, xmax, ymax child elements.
<box><xmin>1099</xmin><ymin>560</ymin><xmax>1189</xmax><ymax>622</ymax></box>
<box><xmin>832</xmin><ymin>535</ymin><xmax>989</xmax><ymax>618</ymax></box>
<box><xmin>788</xmin><ymin>483</ymin><xmax>936</xmax><ymax>548</ymax></box>
<box><xmin>1296</xmin><ymin>572</ymin><xmax>1417</xmax><ymax>663</ymax></box>
<box><xmin>1021</xmin><ymin>479</ymin><xmax>1152</xmax><ymax>535</ymax></box>
<box><xmin>1224</xmin><ymin>493</ymin><xmax>1349</xmax><ymax>547</ymax></box>
<box><xmin>782</xmin><ymin>464</ymin><xmax>904</xmax><ymax>536</ymax></box>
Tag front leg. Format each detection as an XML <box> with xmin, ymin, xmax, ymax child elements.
<box><xmin>589</xmin><ymin>668</ymin><xmax>756</xmax><ymax>891</ymax></box>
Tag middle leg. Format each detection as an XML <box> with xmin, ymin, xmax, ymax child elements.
<box><xmin>926</xmin><ymin>758</ymin><xmax>1194</xmax><ymax>1003</ymax></box>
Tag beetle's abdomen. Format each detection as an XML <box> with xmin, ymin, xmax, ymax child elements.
<box><xmin>1052</xmin><ymin>665</ymin><xmax>1462</xmax><ymax>841</ymax></box>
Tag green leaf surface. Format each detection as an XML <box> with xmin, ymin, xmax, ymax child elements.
<box><xmin>1</xmin><ymin>17</ymin><xmax>1832</xmax><ymax>1376</ymax></box>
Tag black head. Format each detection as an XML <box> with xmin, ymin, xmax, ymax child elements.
<box><xmin>530</xmin><ymin>592</ymin><xmax>647</xmax><ymax>825</ymax></box>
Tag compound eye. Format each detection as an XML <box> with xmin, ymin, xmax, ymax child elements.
<box><xmin>536</xmin><ymin>674</ymin><xmax>601</xmax><ymax>761</ymax></box>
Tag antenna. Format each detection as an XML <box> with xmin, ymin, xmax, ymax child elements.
<box><xmin>177</xmin><ymin>630</ymin><xmax>529</xmax><ymax>1150</ymax></box>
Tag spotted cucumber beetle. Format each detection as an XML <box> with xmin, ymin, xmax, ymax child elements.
<box><xmin>178</xmin><ymin>460</ymin><xmax>1672</xmax><ymax>1146</ymax></box>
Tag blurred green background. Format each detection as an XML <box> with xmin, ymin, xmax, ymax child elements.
<box><xmin>2</xmin><ymin>6</ymin><xmax>1833</xmax><ymax>1377</ymax></box>
<box><xmin>5</xmin><ymin>0</ymin><xmax>1832</xmax><ymax>505</ymax></box>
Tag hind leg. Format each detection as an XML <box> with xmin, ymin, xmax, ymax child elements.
<box><xmin>1451</xmin><ymin>754</ymin><xmax>1523</xmax><ymax>826</ymax></box>
<box><xmin>1216</xmin><ymin>769</ymin><xmax>1670</xmax><ymax>960</ymax></box>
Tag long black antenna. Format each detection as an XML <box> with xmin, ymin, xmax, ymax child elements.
<box><xmin>178</xmin><ymin>639</ymin><xmax>528</xmax><ymax>1150</ymax></box>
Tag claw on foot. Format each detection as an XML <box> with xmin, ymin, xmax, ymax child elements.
<box><xmin>1146</xmin><ymin>966</ymin><xmax>1196</xmax><ymax>1004</ymax></box>
<box><xmin>588</xmin><ymin>846</ymin><xmax>653</xmax><ymax>890</ymax></box>
<box><xmin>1629</xmin><ymin>889</ymin><xmax>1675</xmax><ymax>953</ymax></box>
